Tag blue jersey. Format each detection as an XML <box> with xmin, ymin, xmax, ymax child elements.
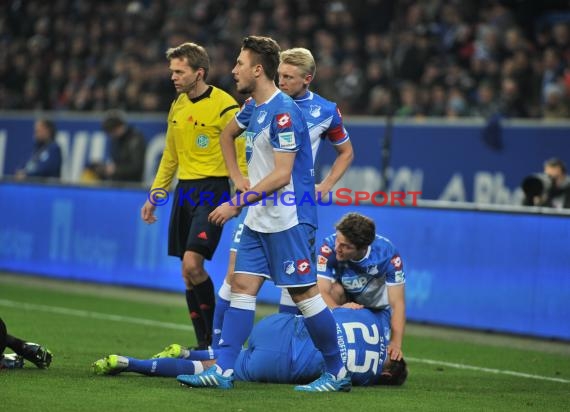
<box><xmin>24</xmin><ymin>141</ymin><xmax>62</xmax><ymax>178</ymax></box>
<box><xmin>235</xmin><ymin>91</ymin><xmax>316</xmax><ymax>233</ymax></box>
<box><xmin>238</xmin><ymin>91</ymin><xmax>349</xmax><ymax>163</ymax></box>
<box><xmin>293</xmin><ymin>91</ymin><xmax>349</xmax><ymax>160</ymax></box>
<box><xmin>234</xmin><ymin>308</ymin><xmax>390</xmax><ymax>386</ymax></box>
<box><xmin>317</xmin><ymin>234</ymin><xmax>405</xmax><ymax>310</ymax></box>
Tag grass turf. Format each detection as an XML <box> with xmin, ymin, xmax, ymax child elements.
<box><xmin>1</xmin><ymin>274</ymin><xmax>568</xmax><ymax>411</ymax></box>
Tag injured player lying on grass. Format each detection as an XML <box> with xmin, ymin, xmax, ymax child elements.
<box><xmin>92</xmin><ymin>308</ymin><xmax>407</xmax><ymax>387</ymax></box>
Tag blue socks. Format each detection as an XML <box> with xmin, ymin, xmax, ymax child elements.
<box><xmin>126</xmin><ymin>357</ymin><xmax>203</xmax><ymax>377</ymax></box>
<box><xmin>297</xmin><ymin>295</ymin><xmax>344</xmax><ymax>377</ymax></box>
<box><xmin>215</xmin><ymin>293</ymin><xmax>256</xmax><ymax>371</ymax></box>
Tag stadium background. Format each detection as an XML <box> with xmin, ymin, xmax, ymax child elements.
<box><xmin>0</xmin><ymin>1</ymin><xmax>569</xmax><ymax>408</ymax></box>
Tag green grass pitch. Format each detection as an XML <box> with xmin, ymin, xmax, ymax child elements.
<box><xmin>0</xmin><ymin>273</ymin><xmax>568</xmax><ymax>412</ymax></box>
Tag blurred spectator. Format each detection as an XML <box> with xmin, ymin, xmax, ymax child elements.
<box><xmin>1</xmin><ymin>0</ymin><xmax>569</xmax><ymax>120</ymax></box>
<box><xmin>542</xmin><ymin>83</ymin><xmax>570</xmax><ymax>118</ymax></box>
<box><xmin>367</xmin><ymin>86</ymin><xmax>392</xmax><ymax>116</ymax></box>
<box><xmin>395</xmin><ymin>82</ymin><xmax>423</xmax><ymax>118</ymax></box>
<box><xmin>427</xmin><ymin>84</ymin><xmax>448</xmax><ymax>117</ymax></box>
<box><xmin>446</xmin><ymin>87</ymin><xmax>470</xmax><ymax>118</ymax></box>
<box><xmin>472</xmin><ymin>81</ymin><xmax>500</xmax><ymax>118</ymax></box>
<box><xmin>498</xmin><ymin>77</ymin><xmax>528</xmax><ymax>118</ymax></box>
<box><xmin>15</xmin><ymin>118</ymin><xmax>62</xmax><ymax>180</ymax></box>
<box><xmin>84</xmin><ymin>110</ymin><xmax>146</xmax><ymax>183</ymax></box>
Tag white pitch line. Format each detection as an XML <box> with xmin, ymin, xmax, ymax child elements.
<box><xmin>1</xmin><ymin>298</ymin><xmax>567</xmax><ymax>384</ymax></box>
<box><xmin>407</xmin><ymin>357</ymin><xmax>569</xmax><ymax>384</ymax></box>
<box><xmin>0</xmin><ymin>299</ymin><xmax>193</xmax><ymax>331</ymax></box>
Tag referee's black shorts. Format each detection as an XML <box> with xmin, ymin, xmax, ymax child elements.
<box><xmin>168</xmin><ymin>177</ymin><xmax>230</xmax><ymax>260</ymax></box>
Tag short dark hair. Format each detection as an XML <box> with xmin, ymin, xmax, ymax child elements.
<box><xmin>544</xmin><ymin>157</ymin><xmax>567</xmax><ymax>174</ymax></box>
<box><xmin>38</xmin><ymin>118</ymin><xmax>56</xmax><ymax>140</ymax></box>
<box><xmin>102</xmin><ymin>110</ymin><xmax>126</xmax><ymax>133</ymax></box>
<box><xmin>166</xmin><ymin>42</ymin><xmax>210</xmax><ymax>80</ymax></box>
<box><xmin>241</xmin><ymin>36</ymin><xmax>280</xmax><ymax>81</ymax></box>
<box><xmin>378</xmin><ymin>358</ymin><xmax>408</xmax><ymax>386</ymax></box>
<box><xmin>335</xmin><ymin>212</ymin><xmax>376</xmax><ymax>250</ymax></box>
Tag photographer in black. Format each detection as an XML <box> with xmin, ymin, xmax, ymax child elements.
<box><xmin>522</xmin><ymin>158</ymin><xmax>570</xmax><ymax>209</ymax></box>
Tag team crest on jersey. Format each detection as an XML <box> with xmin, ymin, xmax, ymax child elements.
<box><xmin>196</xmin><ymin>134</ymin><xmax>209</xmax><ymax>148</ymax></box>
<box><xmin>320</xmin><ymin>245</ymin><xmax>333</xmax><ymax>257</ymax></box>
<box><xmin>309</xmin><ymin>105</ymin><xmax>321</xmax><ymax>118</ymax></box>
<box><xmin>284</xmin><ymin>260</ymin><xmax>295</xmax><ymax>275</ymax></box>
<box><xmin>296</xmin><ymin>259</ymin><xmax>311</xmax><ymax>275</ymax></box>
<box><xmin>278</xmin><ymin>132</ymin><xmax>296</xmax><ymax>149</ymax></box>
<box><xmin>390</xmin><ymin>255</ymin><xmax>403</xmax><ymax>270</ymax></box>
<box><xmin>366</xmin><ymin>265</ymin><xmax>379</xmax><ymax>275</ymax></box>
<box><xmin>256</xmin><ymin>110</ymin><xmax>267</xmax><ymax>124</ymax></box>
<box><xmin>276</xmin><ymin>113</ymin><xmax>292</xmax><ymax>128</ymax></box>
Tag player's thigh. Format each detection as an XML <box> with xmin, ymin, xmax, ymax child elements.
<box><xmin>234</xmin><ymin>225</ymin><xmax>271</xmax><ymax>280</ymax></box>
<box><xmin>265</xmin><ymin>224</ymin><xmax>317</xmax><ymax>287</ymax></box>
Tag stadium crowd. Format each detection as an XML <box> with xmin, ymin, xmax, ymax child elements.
<box><xmin>1</xmin><ymin>0</ymin><xmax>569</xmax><ymax>118</ymax></box>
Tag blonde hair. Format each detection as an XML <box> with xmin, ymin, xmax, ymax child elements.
<box><xmin>280</xmin><ymin>47</ymin><xmax>316</xmax><ymax>78</ymax></box>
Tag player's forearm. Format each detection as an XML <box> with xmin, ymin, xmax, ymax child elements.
<box><xmin>390</xmin><ymin>304</ymin><xmax>406</xmax><ymax>348</ymax></box>
<box><xmin>317</xmin><ymin>279</ymin><xmax>340</xmax><ymax>308</ymax></box>
<box><xmin>220</xmin><ymin>131</ymin><xmax>242</xmax><ymax>182</ymax></box>
<box><xmin>242</xmin><ymin>169</ymin><xmax>291</xmax><ymax>204</ymax></box>
<box><xmin>318</xmin><ymin>147</ymin><xmax>354</xmax><ymax>193</ymax></box>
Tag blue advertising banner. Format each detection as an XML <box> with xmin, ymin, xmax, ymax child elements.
<box><xmin>2</xmin><ymin>113</ymin><xmax>570</xmax><ymax>204</ymax></box>
<box><xmin>1</xmin><ymin>182</ymin><xmax>568</xmax><ymax>340</ymax></box>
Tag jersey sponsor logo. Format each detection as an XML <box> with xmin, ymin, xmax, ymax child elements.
<box><xmin>257</xmin><ymin>110</ymin><xmax>267</xmax><ymax>124</ymax></box>
<box><xmin>366</xmin><ymin>265</ymin><xmax>379</xmax><ymax>275</ymax></box>
<box><xmin>309</xmin><ymin>105</ymin><xmax>321</xmax><ymax>118</ymax></box>
<box><xmin>276</xmin><ymin>113</ymin><xmax>292</xmax><ymax>128</ymax></box>
<box><xmin>320</xmin><ymin>244</ymin><xmax>333</xmax><ymax>257</ymax></box>
<box><xmin>394</xmin><ymin>270</ymin><xmax>405</xmax><ymax>283</ymax></box>
<box><xmin>284</xmin><ymin>260</ymin><xmax>295</xmax><ymax>275</ymax></box>
<box><xmin>245</xmin><ymin>131</ymin><xmax>255</xmax><ymax>163</ymax></box>
<box><xmin>317</xmin><ymin>255</ymin><xmax>328</xmax><ymax>272</ymax></box>
<box><xmin>341</xmin><ymin>276</ymin><xmax>368</xmax><ymax>292</ymax></box>
<box><xmin>278</xmin><ymin>132</ymin><xmax>296</xmax><ymax>149</ymax></box>
<box><xmin>390</xmin><ymin>254</ymin><xmax>403</xmax><ymax>270</ymax></box>
<box><xmin>296</xmin><ymin>259</ymin><xmax>311</xmax><ymax>275</ymax></box>
<box><xmin>196</xmin><ymin>134</ymin><xmax>209</xmax><ymax>148</ymax></box>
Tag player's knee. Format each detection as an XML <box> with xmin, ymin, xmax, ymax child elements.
<box><xmin>182</xmin><ymin>258</ymin><xmax>206</xmax><ymax>284</ymax></box>
<box><xmin>230</xmin><ymin>275</ymin><xmax>257</xmax><ymax>294</ymax></box>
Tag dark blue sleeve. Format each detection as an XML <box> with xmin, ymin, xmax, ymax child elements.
<box><xmin>27</xmin><ymin>143</ymin><xmax>62</xmax><ymax>178</ymax></box>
